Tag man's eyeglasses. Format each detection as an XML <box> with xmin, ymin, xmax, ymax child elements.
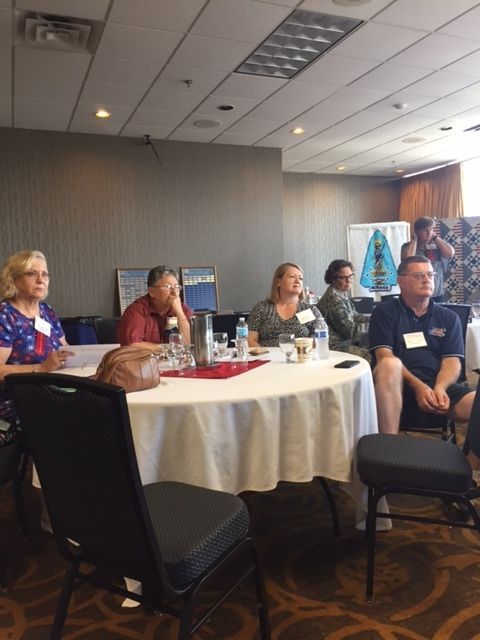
<box><xmin>23</xmin><ymin>270</ymin><xmax>50</xmax><ymax>280</ymax></box>
<box><xmin>151</xmin><ymin>284</ymin><xmax>183</xmax><ymax>291</ymax></box>
<box><xmin>400</xmin><ymin>271</ymin><xmax>435</xmax><ymax>280</ymax></box>
<box><xmin>335</xmin><ymin>274</ymin><xmax>354</xmax><ymax>281</ymax></box>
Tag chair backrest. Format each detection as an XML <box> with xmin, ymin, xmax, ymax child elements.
<box><xmin>212</xmin><ymin>313</ymin><xmax>249</xmax><ymax>343</ymax></box>
<box><xmin>60</xmin><ymin>317</ymin><xmax>100</xmax><ymax>345</ymax></box>
<box><xmin>94</xmin><ymin>317</ymin><xmax>120</xmax><ymax>344</ymax></box>
<box><xmin>351</xmin><ymin>296</ymin><xmax>374</xmax><ymax>313</ymax></box>
<box><xmin>6</xmin><ymin>373</ymin><xmax>174</xmax><ymax>595</ymax></box>
<box><xmin>439</xmin><ymin>303</ymin><xmax>471</xmax><ymax>381</ymax></box>
<box><xmin>380</xmin><ymin>294</ymin><xmax>399</xmax><ymax>302</ymax></box>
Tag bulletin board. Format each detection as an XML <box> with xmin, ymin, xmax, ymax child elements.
<box><xmin>116</xmin><ymin>268</ymin><xmax>150</xmax><ymax>314</ymax></box>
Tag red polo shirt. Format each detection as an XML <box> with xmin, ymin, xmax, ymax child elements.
<box><xmin>117</xmin><ymin>295</ymin><xmax>193</xmax><ymax>345</ymax></box>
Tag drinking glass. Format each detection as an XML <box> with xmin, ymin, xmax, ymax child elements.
<box><xmin>178</xmin><ymin>344</ymin><xmax>196</xmax><ymax>376</ymax></box>
<box><xmin>278</xmin><ymin>333</ymin><xmax>295</xmax><ymax>363</ymax></box>
<box><xmin>213</xmin><ymin>332</ymin><xmax>229</xmax><ymax>358</ymax></box>
<box><xmin>168</xmin><ymin>333</ymin><xmax>184</xmax><ymax>370</ymax></box>
<box><xmin>472</xmin><ymin>302</ymin><xmax>480</xmax><ymax>319</ymax></box>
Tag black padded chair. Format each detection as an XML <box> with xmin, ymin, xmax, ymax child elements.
<box><xmin>6</xmin><ymin>373</ymin><xmax>270</xmax><ymax>640</ymax></box>
<box><xmin>357</xmin><ymin>376</ymin><xmax>480</xmax><ymax>602</ymax></box>
<box><xmin>351</xmin><ymin>296</ymin><xmax>374</xmax><ymax>314</ymax></box>
<box><xmin>94</xmin><ymin>317</ymin><xmax>120</xmax><ymax>344</ymax></box>
<box><xmin>380</xmin><ymin>294</ymin><xmax>399</xmax><ymax>302</ymax></box>
<box><xmin>399</xmin><ymin>303</ymin><xmax>471</xmax><ymax>442</ymax></box>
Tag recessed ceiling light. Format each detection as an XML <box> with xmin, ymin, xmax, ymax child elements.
<box><xmin>396</xmin><ymin>169</ymin><xmax>405</xmax><ymax>174</ymax></box>
<box><xmin>193</xmin><ymin>119</ymin><xmax>221</xmax><ymax>128</ymax></box>
<box><xmin>393</xmin><ymin>102</ymin><xmax>407</xmax><ymax>110</ymax></box>
<box><xmin>217</xmin><ymin>104</ymin><xmax>234</xmax><ymax>111</ymax></box>
<box><xmin>402</xmin><ymin>136</ymin><xmax>427</xmax><ymax>144</ymax></box>
<box><xmin>439</xmin><ymin>125</ymin><xmax>453</xmax><ymax>131</ymax></box>
<box><xmin>94</xmin><ymin>109</ymin><xmax>110</xmax><ymax>118</ymax></box>
<box><xmin>336</xmin><ymin>165</ymin><xmax>347</xmax><ymax>171</ymax></box>
<box><xmin>291</xmin><ymin>127</ymin><xmax>305</xmax><ymax>135</ymax></box>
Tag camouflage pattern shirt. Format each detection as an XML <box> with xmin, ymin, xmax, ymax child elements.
<box><xmin>317</xmin><ymin>285</ymin><xmax>365</xmax><ymax>350</ymax></box>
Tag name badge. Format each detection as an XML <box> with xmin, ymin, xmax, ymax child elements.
<box><xmin>296</xmin><ymin>308</ymin><xmax>316</xmax><ymax>324</ymax></box>
<box><xmin>403</xmin><ymin>331</ymin><xmax>427</xmax><ymax>349</ymax></box>
<box><xmin>34</xmin><ymin>315</ymin><xmax>51</xmax><ymax>337</ymax></box>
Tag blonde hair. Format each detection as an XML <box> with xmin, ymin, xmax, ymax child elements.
<box><xmin>0</xmin><ymin>250</ymin><xmax>47</xmax><ymax>300</ymax></box>
<box><xmin>268</xmin><ymin>262</ymin><xmax>304</xmax><ymax>303</ymax></box>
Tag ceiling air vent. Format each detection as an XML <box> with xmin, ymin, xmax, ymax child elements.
<box><xmin>15</xmin><ymin>11</ymin><xmax>103</xmax><ymax>53</ymax></box>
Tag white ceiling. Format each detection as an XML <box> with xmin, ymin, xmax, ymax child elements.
<box><xmin>2</xmin><ymin>0</ymin><xmax>480</xmax><ymax>177</ymax></box>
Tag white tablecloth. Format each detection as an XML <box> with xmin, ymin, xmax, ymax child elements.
<box><xmin>66</xmin><ymin>350</ymin><xmax>386</xmax><ymax>526</ymax></box>
<box><xmin>467</xmin><ymin>318</ymin><xmax>480</xmax><ymax>373</ymax></box>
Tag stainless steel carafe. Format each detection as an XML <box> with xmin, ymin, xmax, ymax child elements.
<box><xmin>190</xmin><ymin>314</ymin><xmax>214</xmax><ymax>366</ymax></box>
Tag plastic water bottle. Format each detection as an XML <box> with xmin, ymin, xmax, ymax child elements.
<box><xmin>314</xmin><ymin>316</ymin><xmax>329</xmax><ymax>360</ymax></box>
<box><xmin>235</xmin><ymin>316</ymin><xmax>249</xmax><ymax>361</ymax></box>
<box><xmin>163</xmin><ymin>316</ymin><xmax>178</xmax><ymax>343</ymax></box>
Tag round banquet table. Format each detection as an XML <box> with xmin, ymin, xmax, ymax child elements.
<box><xmin>467</xmin><ymin>317</ymin><xmax>480</xmax><ymax>373</ymax></box>
<box><xmin>67</xmin><ymin>348</ymin><xmax>385</xmax><ymax>526</ymax></box>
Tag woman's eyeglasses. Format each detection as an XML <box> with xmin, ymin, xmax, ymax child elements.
<box><xmin>335</xmin><ymin>274</ymin><xmax>354</xmax><ymax>282</ymax></box>
<box><xmin>151</xmin><ymin>284</ymin><xmax>183</xmax><ymax>291</ymax></box>
<box><xmin>23</xmin><ymin>270</ymin><xmax>50</xmax><ymax>280</ymax></box>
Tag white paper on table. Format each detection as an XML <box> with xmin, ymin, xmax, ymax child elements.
<box><xmin>64</xmin><ymin>344</ymin><xmax>119</xmax><ymax>369</ymax></box>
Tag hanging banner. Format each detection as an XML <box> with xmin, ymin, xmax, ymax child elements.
<box><xmin>347</xmin><ymin>222</ymin><xmax>410</xmax><ymax>297</ymax></box>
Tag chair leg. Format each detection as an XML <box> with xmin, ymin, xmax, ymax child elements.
<box><xmin>50</xmin><ymin>561</ymin><xmax>79</xmax><ymax>640</ymax></box>
<box><xmin>12</xmin><ymin>459</ymin><xmax>29</xmax><ymax>537</ymax></box>
<box><xmin>0</xmin><ymin>556</ymin><xmax>8</xmax><ymax>592</ymax></box>
<box><xmin>365</xmin><ymin>488</ymin><xmax>382</xmax><ymax>603</ymax></box>
<box><xmin>250</xmin><ymin>544</ymin><xmax>271</xmax><ymax>640</ymax></box>
<box><xmin>316</xmin><ymin>477</ymin><xmax>340</xmax><ymax>537</ymax></box>
<box><xmin>177</xmin><ymin>591</ymin><xmax>197</xmax><ymax>640</ymax></box>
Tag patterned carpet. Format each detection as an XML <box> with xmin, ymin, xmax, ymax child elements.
<box><xmin>1</xmin><ymin>468</ymin><xmax>480</xmax><ymax>640</ymax></box>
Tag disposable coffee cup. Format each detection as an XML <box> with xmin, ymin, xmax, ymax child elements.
<box><xmin>295</xmin><ymin>337</ymin><xmax>313</xmax><ymax>363</ymax></box>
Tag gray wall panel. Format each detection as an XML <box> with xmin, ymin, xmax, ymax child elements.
<box><xmin>282</xmin><ymin>173</ymin><xmax>400</xmax><ymax>297</ymax></box>
<box><xmin>0</xmin><ymin>128</ymin><xmax>283</xmax><ymax>316</ymax></box>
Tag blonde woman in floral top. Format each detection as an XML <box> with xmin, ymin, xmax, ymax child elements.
<box><xmin>317</xmin><ymin>259</ymin><xmax>370</xmax><ymax>362</ymax></box>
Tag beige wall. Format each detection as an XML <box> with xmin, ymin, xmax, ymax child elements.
<box><xmin>0</xmin><ymin>127</ymin><xmax>400</xmax><ymax>317</ymax></box>
<box><xmin>283</xmin><ymin>173</ymin><xmax>400</xmax><ymax>297</ymax></box>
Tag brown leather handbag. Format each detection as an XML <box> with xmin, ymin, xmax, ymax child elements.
<box><xmin>94</xmin><ymin>346</ymin><xmax>160</xmax><ymax>393</ymax></box>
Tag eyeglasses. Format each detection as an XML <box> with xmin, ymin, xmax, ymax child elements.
<box><xmin>151</xmin><ymin>284</ymin><xmax>182</xmax><ymax>291</ymax></box>
<box><xmin>335</xmin><ymin>274</ymin><xmax>355</xmax><ymax>281</ymax></box>
<box><xmin>400</xmin><ymin>271</ymin><xmax>435</xmax><ymax>280</ymax></box>
<box><xmin>23</xmin><ymin>270</ymin><xmax>50</xmax><ymax>280</ymax></box>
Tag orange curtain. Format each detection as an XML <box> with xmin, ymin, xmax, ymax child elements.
<box><xmin>398</xmin><ymin>163</ymin><xmax>464</xmax><ymax>229</ymax></box>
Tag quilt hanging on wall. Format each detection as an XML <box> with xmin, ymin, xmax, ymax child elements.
<box><xmin>440</xmin><ymin>215</ymin><xmax>480</xmax><ymax>304</ymax></box>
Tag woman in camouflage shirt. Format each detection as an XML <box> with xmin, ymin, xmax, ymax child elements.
<box><xmin>317</xmin><ymin>259</ymin><xmax>370</xmax><ymax>362</ymax></box>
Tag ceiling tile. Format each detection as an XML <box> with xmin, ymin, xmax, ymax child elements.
<box><xmin>367</xmin><ymin>91</ymin><xmax>439</xmax><ymax>115</ymax></box>
<box><xmin>297</xmin><ymin>54</ymin><xmax>380</xmax><ymax>85</ymax></box>
<box><xmin>406</xmin><ymin>70</ymin><xmax>478</xmax><ymax>98</ymax></box>
<box><xmin>128</xmin><ymin>107</ymin><xmax>188</xmax><ymax>128</ymax></box>
<box><xmin>391</xmin><ymin>34</ymin><xmax>480</xmax><ymax>70</ymax></box>
<box><xmin>266</xmin><ymin>79</ymin><xmax>340</xmax><ymax>105</ymax></box>
<box><xmin>72</xmin><ymin>102</ymin><xmax>134</xmax><ymax>123</ymax></box>
<box><xmin>213</xmin><ymin>74</ymin><xmax>287</xmax><ymax>101</ymax></box>
<box><xmin>351</xmin><ymin>63</ymin><xmax>432</xmax><ymax>92</ymax></box>
<box><xmin>0</xmin><ymin>94</ymin><xmax>11</xmax><ymax>119</ymax></box>
<box><xmin>188</xmin><ymin>95</ymin><xmax>259</xmax><ymax>121</ymax></box>
<box><xmin>108</xmin><ymin>0</ymin><xmax>205</xmax><ymax>31</ymax></box>
<box><xmin>169</xmin><ymin>127</ymin><xmax>221</xmax><ymax>142</ymax></box>
<box><xmin>373</xmin><ymin>0</ymin><xmax>479</xmax><ymax>31</ymax></box>
<box><xmin>96</xmin><ymin>23</ymin><xmax>183</xmax><ymax>63</ymax></box>
<box><xmin>152</xmin><ymin>65</ymin><xmax>227</xmax><ymax>94</ymax></box>
<box><xmin>169</xmin><ymin>34</ymin><xmax>255</xmax><ymax>72</ymax></box>
<box><xmin>69</xmin><ymin>119</ymin><xmax>124</xmax><ymax>135</ymax></box>
<box><xmin>444</xmin><ymin>50</ymin><xmax>480</xmax><ymax>78</ymax></box>
<box><xmin>87</xmin><ymin>56</ymin><xmax>161</xmax><ymax>88</ymax></box>
<box><xmin>80</xmin><ymin>82</ymin><xmax>147</xmax><ymax>107</ymax></box>
<box><xmin>330</xmin><ymin>22</ymin><xmax>427</xmax><ymax>62</ymax></box>
<box><xmin>15</xmin><ymin>113</ymin><xmax>70</xmax><ymax>130</ymax></box>
<box><xmin>121</xmin><ymin>123</ymin><xmax>174</xmax><ymax>139</ymax></box>
<box><xmin>301</xmin><ymin>86</ymin><xmax>391</xmax><ymax>124</ymax></box>
<box><xmin>140</xmin><ymin>89</ymin><xmax>204</xmax><ymax>113</ymax></box>
<box><xmin>439</xmin><ymin>5</ymin><xmax>480</xmax><ymax>41</ymax></box>
<box><xmin>240</xmin><ymin>99</ymin><xmax>307</xmax><ymax>123</ymax></box>
<box><xmin>0</xmin><ymin>8</ymin><xmax>11</xmax><ymax>95</ymax></box>
<box><xmin>15</xmin><ymin>96</ymin><xmax>74</xmax><ymax>119</ymax></box>
<box><xmin>214</xmin><ymin>131</ymin><xmax>263</xmax><ymax>145</ymax></box>
<box><xmin>299</xmin><ymin>0</ymin><xmax>393</xmax><ymax>20</ymax></box>
<box><xmin>0</xmin><ymin>0</ymin><xmax>10</xmax><ymax>6</ymax></box>
<box><xmin>192</xmin><ymin>0</ymin><xmax>291</xmax><ymax>44</ymax></box>
<box><xmin>16</xmin><ymin>0</ymin><xmax>110</xmax><ymax>20</ymax></box>
<box><xmin>225</xmin><ymin>117</ymin><xmax>280</xmax><ymax>137</ymax></box>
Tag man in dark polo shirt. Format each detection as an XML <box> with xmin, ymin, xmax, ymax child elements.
<box><xmin>369</xmin><ymin>255</ymin><xmax>480</xmax><ymax>475</ymax></box>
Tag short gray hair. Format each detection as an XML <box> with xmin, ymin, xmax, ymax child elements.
<box><xmin>147</xmin><ymin>265</ymin><xmax>178</xmax><ymax>287</ymax></box>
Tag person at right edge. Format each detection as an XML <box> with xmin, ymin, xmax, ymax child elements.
<box><xmin>401</xmin><ymin>216</ymin><xmax>454</xmax><ymax>302</ymax></box>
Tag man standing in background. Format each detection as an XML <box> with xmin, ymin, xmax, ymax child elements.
<box><xmin>401</xmin><ymin>216</ymin><xmax>455</xmax><ymax>302</ymax></box>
